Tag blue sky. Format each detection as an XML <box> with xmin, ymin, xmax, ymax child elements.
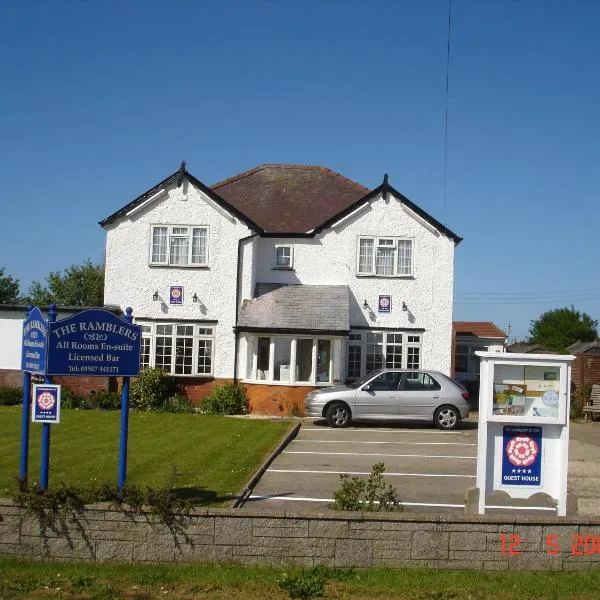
<box><xmin>1</xmin><ymin>0</ymin><xmax>599</xmax><ymax>341</ymax></box>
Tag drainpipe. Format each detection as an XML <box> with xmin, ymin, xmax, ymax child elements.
<box><xmin>233</xmin><ymin>233</ymin><xmax>258</xmax><ymax>383</ymax></box>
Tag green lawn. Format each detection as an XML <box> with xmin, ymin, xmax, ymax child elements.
<box><xmin>1</xmin><ymin>558</ymin><xmax>600</xmax><ymax>599</ymax></box>
<box><xmin>0</xmin><ymin>406</ymin><xmax>292</xmax><ymax>504</ymax></box>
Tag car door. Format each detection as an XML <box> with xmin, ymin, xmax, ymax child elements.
<box><xmin>354</xmin><ymin>371</ymin><xmax>402</xmax><ymax>418</ymax></box>
<box><xmin>397</xmin><ymin>372</ymin><xmax>443</xmax><ymax>418</ymax></box>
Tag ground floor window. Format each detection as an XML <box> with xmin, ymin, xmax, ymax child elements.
<box><xmin>347</xmin><ymin>330</ymin><xmax>422</xmax><ymax>379</ymax></box>
<box><xmin>245</xmin><ymin>335</ymin><xmax>336</xmax><ymax>385</ymax></box>
<box><xmin>139</xmin><ymin>322</ymin><xmax>215</xmax><ymax>376</ymax></box>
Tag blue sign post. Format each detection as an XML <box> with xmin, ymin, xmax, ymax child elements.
<box><xmin>40</xmin><ymin>304</ymin><xmax>57</xmax><ymax>489</ymax></box>
<box><xmin>502</xmin><ymin>425</ymin><xmax>542</xmax><ymax>486</ymax></box>
<box><xmin>20</xmin><ymin>305</ymin><xmax>49</xmax><ymax>482</ymax></box>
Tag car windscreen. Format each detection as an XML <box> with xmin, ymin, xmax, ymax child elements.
<box><xmin>346</xmin><ymin>371</ymin><xmax>382</xmax><ymax>389</ymax></box>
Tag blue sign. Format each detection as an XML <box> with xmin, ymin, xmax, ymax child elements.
<box><xmin>21</xmin><ymin>307</ymin><xmax>48</xmax><ymax>374</ymax></box>
<box><xmin>46</xmin><ymin>309</ymin><xmax>141</xmax><ymax>377</ymax></box>
<box><xmin>378</xmin><ymin>295</ymin><xmax>392</xmax><ymax>313</ymax></box>
<box><xmin>32</xmin><ymin>384</ymin><xmax>61</xmax><ymax>423</ymax></box>
<box><xmin>170</xmin><ymin>285</ymin><xmax>184</xmax><ymax>305</ymax></box>
<box><xmin>502</xmin><ymin>425</ymin><xmax>542</xmax><ymax>486</ymax></box>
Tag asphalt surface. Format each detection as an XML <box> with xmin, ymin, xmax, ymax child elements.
<box><xmin>246</xmin><ymin>418</ymin><xmax>479</xmax><ymax>514</ymax></box>
<box><xmin>244</xmin><ymin>417</ymin><xmax>600</xmax><ymax>516</ymax></box>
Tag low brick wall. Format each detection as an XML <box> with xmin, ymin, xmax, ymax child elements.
<box><xmin>2</xmin><ymin>501</ymin><xmax>600</xmax><ymax>570</ymax></box>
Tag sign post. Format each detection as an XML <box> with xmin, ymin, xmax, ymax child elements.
<box><xmin>118</xmin><ymin>307</ymin><xmax>134</xmax><ymax>490</ymax></box>
<box><xmin>20</xmin><ymin>305</ymin><xmax>49</xmax><ymax>482</ymax></box>
<box><xmin>40</xmin><ymin>304</ymin><xmax>57</xmax><ymax>489</ymax></box>
<box><xmin>470</xmin><ymin>351</ymin><xmax>576</xmax><ymax>516</ymax></box>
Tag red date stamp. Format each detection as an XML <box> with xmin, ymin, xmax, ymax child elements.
<box><xmin>500</xmin><ymin>534</ymin><xmax>600</xmax><ymax>556</ymax></box>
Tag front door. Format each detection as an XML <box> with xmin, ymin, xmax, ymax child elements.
<box><xmin>354</xmin><ymin>371</ymin><xmax>402</xmax><ymax>418</ymax></box>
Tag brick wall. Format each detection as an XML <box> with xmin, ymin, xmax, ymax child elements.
<box><xmin>1</xmin><ymin>501</ymin><xmax>600</xmax><ymax>570</ymax></box>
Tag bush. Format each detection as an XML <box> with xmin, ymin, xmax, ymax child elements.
<box><xmin>199</xmin><ymin>381</ymin><xmax>249</xmax><ymax>415</ymax></box>
<box><xmin>0</xmin><ymin>386</ymin><xmax>22</xmax><ymax>405</ymax></box>
<box><xmin>130</xmin><ymin>368</ymin><xmax>179</xmax><ymax>412</ymax></box>
<box><xmin>277</xmin><ymin>568</ymin><xmax>327</xmax><ymax>600</ymax></box>
<box><xmin>163</xmin><ymin>394</ymin><xmax>195</xmax><ymax>414</ymax></box>
<box><xmin>571</xmin><ymin>384</ymin><xmax>591</xmax><ymax>421</ymax></box>
<box><xmin>60</xmin><ymin>388</ymin><xmax>88</xmax><ymax>409</ymax></box>
<box><xmin>331</xmin><ymin>462</ymin><xmax>402</xmax><ymax>512</ymax></box>
<box><xmin>88</xmin><ymin>391</ymin><xmax>122</xmax><ymax>411</ymax></box>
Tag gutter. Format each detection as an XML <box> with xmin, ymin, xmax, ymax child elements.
<box><xmin>233</xmin><ymin>233</ymin><xmax>258</xmax><ymax>383</ymax></box>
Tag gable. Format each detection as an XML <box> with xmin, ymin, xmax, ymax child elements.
<box><xmin>99</xmin><ymin>163</ymin><xmax>461</xmax><ymax>244</ymax></box>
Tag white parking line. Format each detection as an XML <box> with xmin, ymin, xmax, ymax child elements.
<box><xmin>302</xmin><ymin>428</ymin><xmax>468</xmax><ymax>434</ymax></box>
<box><xmin>248</xmin><ymin>495</ymin><xmax>465</xmax><ymax>509</ymax></box>
<box><xmin>268</xmin><ymin>469</ymin><xmax>475</xmax><ymax>478</ymax></box>
<box><xmin>295</xmin><ymin>440</ymin><xmax>476</xmax><ymax>446</ymax></box>
<box><xmin>284</xmin><ymin>451</ymin><xmax>476</xmax><ymax>459</ymax></box>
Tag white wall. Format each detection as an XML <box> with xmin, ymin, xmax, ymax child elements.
<box><xmin>253</xmin><ymin>192</ymin><xmax>456</xmax><ymax>374</ymax></box>
<box><xmin>103</xmin><ymin>179</ymin><xmax>253</xmax><ymax>379</ymax></box>
<box><xmin>0</xmin><ymin>310</ymin><xmax>25</xmax><ymax>369</ymax></box>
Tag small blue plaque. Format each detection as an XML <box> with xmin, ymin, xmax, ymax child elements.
<box><xmin>378</xmin><ymin>295</ymin><xmax>392</xmax><ymax>313</ymax></box>
<box><xmin>502</xmin><ymin>425</ymin><xmax>542</xmax><ymax>486</ymax></box>
<box><xmin>170</xmin><ymin>286</ymin><xmax>184</xmax><ymax>305</ymax></box>
<box><xmin>32</xmin><ymin>384</ymin><xmax>61</xmax><ymax>423</ymax></box>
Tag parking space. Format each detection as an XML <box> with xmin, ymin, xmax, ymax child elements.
<box><xmin>245</xmin><ymin>419</ymin><xmax>478</xmax><ymax>514</ymax></box>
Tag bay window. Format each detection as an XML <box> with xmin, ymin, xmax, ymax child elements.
<box><xmin>348</xmin><ymin>331</ymin><xmax>422</xmax><ymax>379</ymax></box>
<box><xmin>357</xmin><ymin>236</ymin><xmax>413</xmax><ymax>276</ymax></box>
<box><xmin>139</xmin><ymin>322</ymin><xmax>215</xmax><ymax>376</ymax></box>
<box><xmin>246</xmin><ymin>335</ymin><xmax>336</xmax><ymax>385</ymax></box>
<box><xmin>150</xmin><ymin>225</ymin><xmax>209</xmax><ymax>266</ymax></box>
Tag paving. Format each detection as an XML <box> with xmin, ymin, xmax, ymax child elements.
<box><xmin>244</xmin><ymin>417</ymin><xmax>600</xmax><ymax>516</ymax></box>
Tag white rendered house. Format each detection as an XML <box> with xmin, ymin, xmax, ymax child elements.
<box><xmin>100</xmin><ymin>163</ymin><xmax>462</xmax><ymax>413</ymax></box>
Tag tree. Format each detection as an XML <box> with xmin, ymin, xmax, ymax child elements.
<box><xmin>0</xmin><ymin>267</ymin><xmax>21</xmax><ymax>303</ymax></box>
<box><xmin>528</xmin><ymin>306</ymin><xmax>598</xmax><ymax>352</ymax></box>
<box><xmin>27</xmin><ymin>259</ymin><xmax>105</xmax><ymax>307</ymax></box>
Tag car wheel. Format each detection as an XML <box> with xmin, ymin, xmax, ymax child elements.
<box><xmin>325</xmin><ymin>402</ymin><xmax>351</xmax><ymax>428</ymax></box>
<box><xmin>434</xmin><ymin>405</ymin><xmax>461</xmax><ymax>430</ymax></box>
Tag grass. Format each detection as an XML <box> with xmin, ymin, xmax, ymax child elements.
<box><xmin>1</xmin><ymin>558</ymin><xmax>600</xmax><ymax>599</ymax></box>
<box><xmin>0</xmin><ymin>406</ymin><xmax>292</xmax><ymax>504</ymax></box>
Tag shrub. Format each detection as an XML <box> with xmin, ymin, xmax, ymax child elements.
<box><xmin>277</xmin><ymin>568</ymin><xmax>327</xmax><ymax>600</ymax></box>
<box><xmin>199</xmin><ymin>381</ymin><xmax>249</xmax><ymax>415</ymax></box>
<box><xmin>163</xmin><ymin>394</ymin><xmax>195</xmax><ymax>414</ymax></box>
<box><xmin>0</xmin><ymin>386</ymin><xmax>22</xmax><ymax>405</ymax></box>
<box><xmin>331</xmin><ymin>462</ymin><xmax>402</xmax><ymax>512</ymax></box>
<box><xmin>60</xmin><ymin>388</ymin><xmax>88</xmax><ymax>409</ymax></box>
<box><xmin>571</xmin><ymin>384</ymin><xmax>591</xmax><ymax>421</ymax></box>
<box><xmin>130</xmin><ymin>368</ymin><xmax>179</xmax><ymax>412</ymax></box>
<box><xmin>89</xmin><ymin>391</ymin><xmax>122</xmax><ymax>411</ymax></box>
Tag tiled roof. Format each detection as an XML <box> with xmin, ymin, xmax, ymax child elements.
<box><xmin>212</xmin><ymin>164</ymin><xmax>368</xmax><ymax>234</ymax></box>
<box><xmin>506</xmin><ymin>343</ymin><xmax>556</xmax><ymax>354</ymax></box>
<box><xmin>567</xmin><ymin>340</ymin><xmax>600</xmax><ymax>354</ymax></box>
<box><xmin>100</xmin><ymin>164</ymin><xmax>461</xmax><ymax>243</ymax></box>
<box><xmin>238</xmin><ymin>284</ymin><xmax>350</xmax><ymax>332</ymax></box>
<box><xmin>453</xmin><ymin>321</ymin><xmax>506</xmax><ymax>339</ymax></box>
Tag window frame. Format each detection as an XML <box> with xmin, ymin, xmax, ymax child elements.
<box><xmin>356</xmin><ymin>236</ymin><xmax>414</xmax><ymax>277</ymax></box>
<box><xmin>273</xmin><ymin>245</ymin><xmax>293</xmax><ymax>269</ymax></box>
<box><xmin>347</xmin><ymin>330</ymin><xmax>422</xmax><ymax>379</ymax></box>
<box><xmin>149</xmin><ymin>224</ymin><xmax>210</xmax><ymax>267</ymax></box>
<box><xmin>246</xmin><ymin>334</ymin><xmax>335</xmax><ymax>385</ymax></box>
<box><xmin>139</xmin><ymin>322</ymin><xmax>215</xmax><ymax>377</ymax></box>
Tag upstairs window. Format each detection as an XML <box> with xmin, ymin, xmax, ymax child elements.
<box><xmin>357</xmin><ymin>237</ymin><xmax>413</xmax><ymax>276</ymax></box>
<box><xmin>274</xmin><ymin>245</ymin><xmax>293</xmax><ymax>268</ymax></box>
<box><xmin>150</xmin><ymin>225</ymin><xmax>209</xmax><ymax>266</ymax></box>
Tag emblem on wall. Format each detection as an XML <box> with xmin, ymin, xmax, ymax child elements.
<box><xmin>169</xmin><ymin>286</ymin><xmax>184</xmax><ymax>305</ymax></box>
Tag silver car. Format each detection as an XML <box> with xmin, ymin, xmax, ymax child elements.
<box><xmin>304</xmin><ymin>369</ymin><xmax>470</xmax><ymax>430</ymax></box>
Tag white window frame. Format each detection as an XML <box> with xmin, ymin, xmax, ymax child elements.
<box><xmin>149</xmin><ymin>225</ymin><xmax>210</xmax><ymax>267</ymax></box>
<box><xmin>347</xmin><ymin>330</ymin><xmax>422</xmax><ymax>379</ymax></box>
<box><xmin>356</xmin><ymin>236</ymin><xmax>414</xmax><ymax>277</ymax></box>
<box><xmin>139</xmin><ymin>322</ymin><xmax>215</xmax><ymax>377</ymax></box>
<box><xmin>246</xmin><ymin>334</ymin><xmax>335</xmax><ymax>385</ymax></box>
<box><xmin>273</xmin><ymin>245</ymin><xmax>293</xmax><ymax>269</ymax></box>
